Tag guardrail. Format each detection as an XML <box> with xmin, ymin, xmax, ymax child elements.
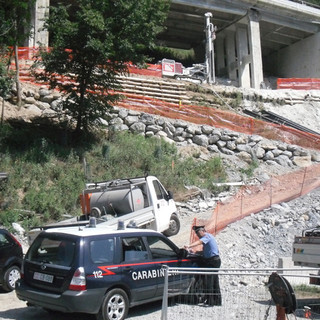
<box><xmin>161</xmin><ymin>266</ymin><xmax>320</xmax><ymax>320</ymax></box>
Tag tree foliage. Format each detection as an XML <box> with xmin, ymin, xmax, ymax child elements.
<box><xmin>0</xmin><ymin>0</ymin><xmax>35</xmax><ymax>45</ymax></box>
<box><xmin>0</xmin><ymin>0</ymin><xmax>36</xmax><ymax>106</ymax></box>
<box><xmin>0</xmin><ymin>49</ymin><xmax>13</xmax><ymax>97</ymax></box>
<box><xmin>34</xmin><ymin>0</ymin><xmax>170</xmax><ymax>134</ymax></box>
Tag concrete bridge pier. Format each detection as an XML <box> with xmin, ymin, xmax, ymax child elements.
<box><xmin>247</xmin><ymin>10</ymin><xmax>263</xmax><ymax>89</ymax></box>
<box><xmin>216</xmin><ymin>9</ymin><xmax>264</xmax><ymax>89</ymax></box>
<box><xmin>25</xmin><ymin>0</ymin><xmax>49</xmax><ymax>49</ymax></box>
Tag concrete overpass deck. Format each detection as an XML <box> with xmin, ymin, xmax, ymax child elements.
<box><xmin>159</xmin><ymin>0</ymin><xmax>320</xmax><ymax>55</ymax></box>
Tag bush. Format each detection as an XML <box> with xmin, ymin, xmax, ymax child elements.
<box><xmin>0</xmin><ymin>127</ymin><xmax>227</xmax><ymax>230</ymax></box>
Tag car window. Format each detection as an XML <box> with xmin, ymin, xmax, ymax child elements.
<box><xmin>122</xmin><ymin>237</ymin><xmax>148</xmax><ymax>262</ymax></box>
<box><xmin>90</xmin><ymin>239</ymin><xmax>114</xmax><ymax>264</ymax></box>
<box><xmin>27</xmin><ymin>237</ymin><xmax>75</xmax><ymax>267</ymax></box>
<box><xmin>0</xmin><ymin>233</ymin><xmax>10</xmax><ymax>247</ymax></box>
<box><xmin>152</xmin><ymin>180</ymin><xmax>166</xmax><ymax>200</ymax></box>
<box><xmin>146</xmin><ymin>236</ymin><xmax>178</xmax><ymax>259</ymax></box>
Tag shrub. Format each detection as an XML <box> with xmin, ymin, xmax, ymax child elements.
<box><xmin>0</xmin><ymin>128</ymin><xmax>227</xmax><ymax>230</ymax></box>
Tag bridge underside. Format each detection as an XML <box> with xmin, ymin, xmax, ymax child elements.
<box><xmin>30</xmin><ymin>0</ymin><xmax>320</xmax><ymax>89</ymax></box>
<box><xmin>156</xmin><ymin>0</ymin><xmax>320</xmax><ymax>88</ymax></box>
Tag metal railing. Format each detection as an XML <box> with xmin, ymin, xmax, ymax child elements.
<box><xmin>161</xmin><ymin>266</ymin><xmax>320</xmax><ymax>320</ymax></box>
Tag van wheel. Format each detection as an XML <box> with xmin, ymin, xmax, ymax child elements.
<box><xmin>3</xmin><ymin>265</ymin><xmax>21</xmax><ymax>292</ymax></box>
<box><xmin>163</xmin><ymin>214</ymin><xmax>180</xmax><ymax>237</ymax></box>
<box><xmin>97</xmin><ymin>288</ymin><xmax>129</xmax><ymax>320</ymax></box>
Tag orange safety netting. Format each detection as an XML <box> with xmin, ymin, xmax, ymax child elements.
<box><xmin>117</xmin><ymin>94</ymin><xmax>320</xmax><ymax>151</ymax></box>
<box><xmin>9</xmin><ymin>47</ymin><xmax>163</xmax><ymax>78</ymax></box>
<box><xmin>14</xmin><ymin>52</ymin><xmax>320</xmax><ymax>151</ymax></box>
<box><xmin>190</xmin><ymin>163</ymin><xmax>320</xmax><ymax>244</ymax></box>
<box><xmin>277</xmin><ymin>78</ymin><xmax>320</xmax><ymax>90</ymax></box>
<box><xmin>10</xmin><ymin>49</ymin><xmax>320</xmax><ymax>151</ymax></box>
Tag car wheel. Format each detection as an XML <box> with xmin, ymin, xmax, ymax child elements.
<box><xmin>163</xmin><ymin>214</ymin><xmax>180</xmax><ymax>237</ymax></box>
<box><xmin>97</xmin><ymin>288</ymin><xmax>129</xmax><ymax>320</ymax></box>
<box><xmin>3</xmin><ymin>265</ymin><xmax>21</xmax><ymax>292</ymax></box>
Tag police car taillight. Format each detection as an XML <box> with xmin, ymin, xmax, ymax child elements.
<box><xmin>69</xmin><ymin>267</ymin><xmax>86</xmax><ymax>291</ymax></box>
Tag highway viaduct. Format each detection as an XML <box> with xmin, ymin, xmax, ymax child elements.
<box><xmin>29</xmin><ymin>0</ymin><xmax>320</xmax><ymax>89</ymax></box>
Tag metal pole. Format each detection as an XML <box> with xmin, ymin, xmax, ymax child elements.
<box><xmin>205</xmin><ymin>12</ymin><xmax>216</xmax><ymax>84</ymax></box>
<box><xmin>161</xmin><ymin>265</ymin><xmax>169</xmax><ymax>320</ymax></box>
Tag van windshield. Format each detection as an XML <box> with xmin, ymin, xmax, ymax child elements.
<box><xmin>27</xmin><ymin>236</ymin><xmax>76</xmax><ymax>267</ymax></box>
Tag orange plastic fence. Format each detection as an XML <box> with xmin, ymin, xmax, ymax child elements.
<box><xmin>277</xmin><ymin>78</ymin><xmax>320</xmax><ymax>90</ymax></box>
<box><xmin>9</xmin><ymin>47</ymin><xmax>163</xmax><ymax>78</ymax></box>
<box><xmin>10</xmin><ymin>49</ymin><xmax>320</xmax><ymax>150</ymax></box>
<box><xmin>118</xmin><ymin>94</ymin><xmax>320</xmax><ymax>151</ymax></box>
<box><xmin>190</xmin><ymin>163</ymin><xmax>320</xmax><ymax>244</ymax></box>
<box><xmin>8</xmin><ymin>47</ymin><xmax>39</xmax><ymax>60</ymax></box>
<box><xmin>127</xmin><ymin>63</ymin><xmax>162</xmax><ymax>78</ymax></box>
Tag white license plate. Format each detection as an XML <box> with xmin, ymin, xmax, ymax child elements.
<box><xmin>33</xmin><ymin>272</ymin><xmax>54</xmax><ymax>283</ymax></box>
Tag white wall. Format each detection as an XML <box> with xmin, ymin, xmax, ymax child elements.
<box><xmin>277</xmin><ymin>32</ymin><xmax>320</xmax><ymax>78</ymax></box>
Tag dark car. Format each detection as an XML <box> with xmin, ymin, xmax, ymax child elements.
<box><xmin>0</xmin><ymin>228</ymin><xmax>23</xmax><ymax>292</ymax></box>
<box><xmin>16</xmin><ymin>224</ymin><xmax>200</xmax><ymax>320</ymax></box>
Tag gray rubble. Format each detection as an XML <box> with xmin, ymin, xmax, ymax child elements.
<box><xmin>176</xmin><ymin>188</ymin><xmax>320</xmax><ymax>270</ymax></box>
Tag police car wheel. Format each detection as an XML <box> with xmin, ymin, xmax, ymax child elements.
<box><xmin>163</xmin><ymin>214</ymin><xmax>180</xmax><ymax>237</ymax></box>
<box><xmin>97</xmin><ymin>288</ymin><xmax>129</xmax><ymax>320</ymax></box>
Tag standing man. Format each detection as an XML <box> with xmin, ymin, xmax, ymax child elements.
<box><xmin>185</xmin><ymin>225</ymin><xmax>221</xmax><ymax>306</ymax></box>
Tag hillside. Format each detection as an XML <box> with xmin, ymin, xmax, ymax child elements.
<box><xmin>3</xmin><ymin>78</ymin><xmax>320</xmax><ymax>266</ymax></box>
<box><xmin>5</xmin><ymin>77</ymin><xmax>320</xmax><ymax>134</ymax></box>
<box><xmin>3</xmin><ymin>78</ymin><xmax>320</xmax><ymax>187</ymax></box>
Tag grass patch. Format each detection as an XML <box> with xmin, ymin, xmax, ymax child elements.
<box><xmin>0</xmin><ymin>123</ymin><xmax>227</xmax><ymax>230</ymax></box>
<box><xmin>241</xmin><ymin>159</ymin><xmax>259</xmax><ymax>178</ymax></box>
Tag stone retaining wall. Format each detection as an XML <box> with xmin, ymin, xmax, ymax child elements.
<box><xmin>106</xmin><ymin>106</ymin><xmax>320</xmax><ymax>168</ymax></box>
<box><xmin>18</xmin><ymin>85</ymin><xmax>320</xmax><ymax>168</ymax></box>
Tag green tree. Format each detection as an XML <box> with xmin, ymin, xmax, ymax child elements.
<box><xmin>0</xmin><ymin>0</ymin><xmax>36</xmax><ymax>107</ymax></box>
<box><xmin>0</xmin><ymin>49</ymin><xmax>14</xmax><ymax>125</ymax></box>
<box><xmin>34</xmin><ymin>0</ymin><xmax>170</xmax><ymax>135</ymax></box>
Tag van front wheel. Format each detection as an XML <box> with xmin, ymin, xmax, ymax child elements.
<box><xmin>97</xmin><ymin>288</ymin><xmax>129</xmax><ymax>320</ymax></box>
<box><xmin>163</xmin><ymin>214</ymin><xmax>180</xmax><ymax>237</ymax></box>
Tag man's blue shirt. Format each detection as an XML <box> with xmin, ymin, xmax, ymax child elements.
<box><xmin>200</xmin><ymin>233</ymin><xmax>219</xmax><ymax>258</ymax></box>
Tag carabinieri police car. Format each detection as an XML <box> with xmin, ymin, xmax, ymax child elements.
<box><xmin>16</xmin><ymin>220</ymin><xmax>200</xmax><ymax>320</ymax></box>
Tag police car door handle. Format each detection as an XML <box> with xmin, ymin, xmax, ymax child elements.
<box><xmin>123</xmin><ymin>266</ymin><xmax>132</xmax><ymax>272</ymax></box>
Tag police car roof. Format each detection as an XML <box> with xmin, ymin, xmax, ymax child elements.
<box><xmin>44</xmin><ymin>225</ymin><xmax>160</xmax><ymax>237</ymax></box>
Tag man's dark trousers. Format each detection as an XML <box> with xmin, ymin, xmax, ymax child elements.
<box><xmin>201</xmin><ymin>256</ymin><xmax>221</xmax><ymax>306</ymax></box>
